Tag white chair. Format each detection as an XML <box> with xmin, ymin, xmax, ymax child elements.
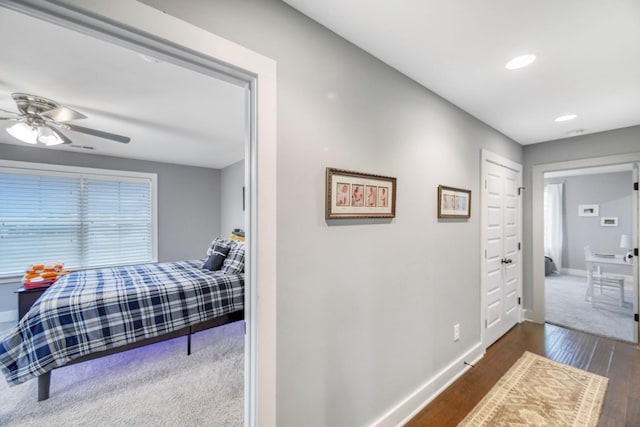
<box><xmin>584</xmin><ymin>245</ymin><xmax>625</xmax><ymax>306</ymax></box>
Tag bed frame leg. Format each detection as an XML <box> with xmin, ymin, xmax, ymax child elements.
<box><xmin>187</xmin><ymin>326</ymin><xmax>192</xmax><ymax>355</ymax></box>
<box><xmin>38</xmin><ymin>372</ymin><xmax>51</xmax><ymax>401</ymax></box>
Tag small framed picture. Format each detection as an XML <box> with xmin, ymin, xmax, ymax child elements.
<box><xmin>600</xmin><ymin>217</ymin><xmax>618</xmax><ymax>227</ymax></box>
<box><xmin>326</xmin><ymin>167</ymin><xmax>396</xmax><ymax>219</ymax></box>
<box><xmin>578</xmin><ymin>204</ymin><xmax>599</xmax><ymax>217</ymax></box>
<box><xmin>438</xmin><ymin>185</ymin><xmax>471</xmax><ymax>219</ymax></box>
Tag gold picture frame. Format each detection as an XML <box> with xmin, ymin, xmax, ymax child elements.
<box><xmin>437</xmin><ymin>185</ymin><xmax>471</xmax><ymax>218</ymax></box>
<box><xmin>326</xmin><ymin>167</ymin><xmax>396</xmax><ymax>219</ymax></box>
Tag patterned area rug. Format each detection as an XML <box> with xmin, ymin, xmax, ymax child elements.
<box><xmin>458</xmin><ymin>351</ymin><xmax>608</xmax><ymax>426</ymax></box>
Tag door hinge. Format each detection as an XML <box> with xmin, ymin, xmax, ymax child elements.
<box><xmin>518</xmin><ymin>242</ymin><xmax>521</xmax><ymax>250</ymax></box>
<box><xmin>485</xmin><ymin>319</ymin><xmax>488</xmax><ymax>328</ymax></box>
<box><xmin>485</xmin><ymin>250</ymin><xmax>487</xmax><ymax>259</ymax></box>
<box><xmin>484</xmin><ymin>180</ymin><xmax>487</xmax><ymax>189</ymax></box>
<box><xmin>517</xmin><ymin>187</ymin><xmax>525</xmax><ymax>195</ymax></box>
<box><xmin>518</xmin><ymin>297</ymin><xmax>521</xmax><ymax>305</ymax></box>
<box><xmin>635</xmin><ymin>248</ymin><xmax>639</xmax><ymax>257</ymax></box>
<box><xmin>634</xmin><ymin>182</ymin><xmax>638</xmax><ymax>191</ymax></box>
<box><xmin>635</xmin><ymin>313</ymin><xmax>639</xmax><ymax>322</ymax></box>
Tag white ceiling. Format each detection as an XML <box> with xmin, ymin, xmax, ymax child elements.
<box><xmin>3</xmin><ymin>2</ymin><xmax>638</xmax><ymax>162</ymax></box>
<box><xmin>0</xmin><ymin>7</ymin><xmax>247</xmax><ymax>169</ymax></box>
<box><xmin>284</xmin><ymin>0</ymin><xmax>640</xmax><ymax>144</ymax></box>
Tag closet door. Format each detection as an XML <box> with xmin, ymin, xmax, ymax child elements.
<box><xmin>482</xmin><ymin>152</ymin><xmax>522</xmax><ymax>347</ymax></box>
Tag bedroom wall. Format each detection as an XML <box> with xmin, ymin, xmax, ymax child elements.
<box><xmin>142</xmin><ymin>0</ymin><xmax>523</xmax><ymax>425</ymax></box>
<box><xmin>546</xmin><ymin>172</ymin><xmax>633</xmax><ymax>275</ymax></box>
<box><xmin>220</xmin><ymin>160</ymin><xmax>245</xmax><ymax>237</ymax></box>
<box><xmin>0</xmin><ymin>142</ymin><xmax>222</xmax><ymax>316</ymax></box>
<box><xmin>523</xmin><ymin>125</ymin><xmax>640</xmax><ymax>313</ymax></box>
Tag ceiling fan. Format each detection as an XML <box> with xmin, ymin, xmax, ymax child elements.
<box><xmin>0</xmin><ymin>93</ymin><xmax>130</xmax><ymax>146</ymax></box>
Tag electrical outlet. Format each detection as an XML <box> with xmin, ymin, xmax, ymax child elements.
<box><xmin>454</xmin><ymin>324</ymin><xmax>460</xmax><ymax>342</ymax></box>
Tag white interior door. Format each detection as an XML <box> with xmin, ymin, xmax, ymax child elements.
<box><xmin>482</xmin><ymin>152</ymin><xmax>522</xmax><ymax>347</ymax></box>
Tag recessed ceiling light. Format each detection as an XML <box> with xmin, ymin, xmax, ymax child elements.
<box><xmin>555</xmin><ymin>114</ymin><xmax>577</xmax><ymax>122</ymax></box>
<box><xmin>505</xmin><ymin>54</ymin><xmax>536</xmax><ymax>70</ymax></box>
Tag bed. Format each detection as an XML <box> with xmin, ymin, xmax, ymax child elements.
<box><xmin>0</xmin><ymin>245</ymin><xmax>244</xmax><ymax>401</ymax></box>
<box><xmin>545</xmin><ymin>256</ymin><xmax>558</xmax><ymax>276</ymax></box>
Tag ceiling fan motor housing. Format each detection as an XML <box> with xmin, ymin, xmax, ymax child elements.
<box><xmin>12</xmin><ymin>93</ymin><xmax>60</xmax><ymax>116</ymax></box>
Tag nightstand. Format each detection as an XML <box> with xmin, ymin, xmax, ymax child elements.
<box><xmin>15</xmin><ymin>286</ymin><xmax>49</xmax><ymax>319</ymax></box>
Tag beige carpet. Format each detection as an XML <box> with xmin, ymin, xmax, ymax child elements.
<box><xmin>0</xmin><ymin>321</ymin><xmax>244</xmax><ymax>426</ymax></box>
<box><xmin>458</xmin><ymin>351</ymin><xmax>608</xmax><ymax>427</ymax></box>
<box><xmin>545</xmin><ymin>274</ymin><xmax>633</xmax><ymax>342</ymax></box>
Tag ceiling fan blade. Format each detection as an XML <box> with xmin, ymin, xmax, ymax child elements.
<box><xmin>66</xmin><ymin>124</ymin><xmax>130</xmax><ymax>144</ymax></box>
<box><xmin>41</xmin><ymin>106</ymin><xmax>87</xmax><ymax>122</ymax></box>
<box><xmin>49</xmin><ymin>127</ymin><xmax>73</xmax><ymax>145</ymax></box>
<box><xmin>0</xmin><ymin>109</ymin><xmax>19</xmax><ymax>119</ymax></box>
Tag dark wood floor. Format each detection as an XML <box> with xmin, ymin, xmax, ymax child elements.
<box><xmin>406</xmin><ymin>322</ymin><xmax>640</xmax><ymax>427</ymax></box>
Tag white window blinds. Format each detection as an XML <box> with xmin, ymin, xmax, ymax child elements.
<box><xmin>0</xmin><ymin>162</ymin><xmax>156</xmax><ymax>277</ymax></box>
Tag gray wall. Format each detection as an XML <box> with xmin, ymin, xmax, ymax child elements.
<box><xmin>547</xmin><ymin>172</ymin><xmax>633</xmax><ymax>274</ymax></box>
<box><xmin>220</xmin><ymin>160</ymin><xmax>245</xmax><ymax>237</ymax></box>
<box><xmin>0</xmin><ymin>142</ymin><xmax>221</xmax><ymax>314</ymax></box>
<box><xmin>143</xmin><ymin>1</ymin><xmax>523</xmax><ymax>425</ymax></box>
<box><xmin>524</xmin><ymin>125</ymin><xmax>640</xmax><ymax>309</ymax></box>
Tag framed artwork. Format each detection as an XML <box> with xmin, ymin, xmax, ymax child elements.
<box><xmin>600</xmin><ymin>217</ymin><xmax>618</xmax><ymax>227</ymax></box>
<box><xmin>437</xmin><ymin>185</ymin><xmax>471</xmax><ymax>219</ymax></box>
<box><xmin>326</xmin><ymin>167</ymin><xmax>396</xmax><ymax>219</ymax></box>
<box><xmin>578</xmin><ymin>204</ymin><xmax>599</xmax><ymax>216</ymax></box>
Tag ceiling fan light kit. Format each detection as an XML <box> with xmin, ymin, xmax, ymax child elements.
<box><xmin>37</xmin><ymin>126</ymin><xmax>64</xmax><ymax>146</ymax></box>
<box><xmin>6</xmin><ymin>122</ymin><xmax>38</xmax><ymax>144</ymax></box>
<box><xmin>6</xmin><ymin>122</ymin><xmax>65</xmax><ymax>146</ymax></box>
<box><xmin>1</xmin><ymin>92</ymin><xmax>130</xmax><ymax>147</ymax></box>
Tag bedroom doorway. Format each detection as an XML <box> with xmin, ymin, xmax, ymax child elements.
<box><xmin>0</xmin><ymin>2</ymin><xmax>277</xmax><ymax>426</ymax></box>
<box><xmin>543</xmin><ymin>165</ymin><xmax>637</xmax><ymax>342</ymax></box>
<box><xmin>532</xmin><ymin>154</ymin><xmax>640</xmax><ymax>346</ymax></box>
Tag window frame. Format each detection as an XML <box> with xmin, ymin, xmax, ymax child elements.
<box><xmin>0</xmin><ymin>159</ymin><xmax>158</xmax><ymax>280</ymax></box>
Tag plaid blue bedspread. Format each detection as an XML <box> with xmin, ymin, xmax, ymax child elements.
<box><xmin>0</xmin><ymin>260</ymin><xmax>244</xmax><ymax>385</ymax></box>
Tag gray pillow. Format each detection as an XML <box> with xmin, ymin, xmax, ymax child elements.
<box><xmin>201</xmin><ymin>244</ymin><xmax>231</xmax><ymax>271</ymax></box>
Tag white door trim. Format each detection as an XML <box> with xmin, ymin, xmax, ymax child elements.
<box><xmin>531</xmin><ymin>152</ymin><xmax>640</xmax><ymax>345</ymax></box>
<box><xmin>633</xmin><ymin>164</ymin><xmax>639</xmax><ymax>343</ymax></box>
<box><xmin>0</xmin><ymin>1</ymin><xmax>278</xmax><ymax>425</ymax></box>
<box><xmin>480</xmin><ymin>150</ymin><xmax>523</xmax><ymax>349</ymax></box>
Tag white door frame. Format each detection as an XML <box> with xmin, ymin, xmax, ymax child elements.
<box><xmin>0</xmin><ymin>1</ymin><xmax>278</xmax><ymax>425</ymax></box>
<box><xmin>531</xmin><ymin>152</ymin><xmax>640</xmax><ymax>344</ymax></box>
<box><xmin>633</xmin><ymin>164</ymin><xmax>639</xmax><ymax>343</ymax></box>
<box><xmin>480</xmin><ymin>150</ymin><xmax>523</xmax><ymax>348</ymax></box>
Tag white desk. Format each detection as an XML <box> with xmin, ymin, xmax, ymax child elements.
<box><xmin>586</xmin><ymin>254</ymin><xmax>629</xmax><ymax>264</ymax></box>
<box><xmin>584</xmin><ymin>255</ymin><xmax>632</xmax><ymax>305</ymax></box>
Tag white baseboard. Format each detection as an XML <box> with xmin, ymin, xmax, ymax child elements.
<box><xmin>369</xmin><ymin>342</ymin><xmax>484</xmax><ymax>427</ymax></box>
<box><xmin>560</xmin><ymin>268</ymin><xmax>587</xmax><ymax>277</ymax></box>
<box><xmin>523</xmin><ymin>309</ymin><xmax>539</xmax><ymax>323</ymax></box>
<box><xmin>0</xmin><ymin>310</ymin><xmax>17</xmax><ymax>323</ymax></box>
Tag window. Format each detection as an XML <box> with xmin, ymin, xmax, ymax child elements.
<box><xmin>0</xmin><ymin>160</ymin><xmax>157</xmax><ymax>277</ymax></box>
